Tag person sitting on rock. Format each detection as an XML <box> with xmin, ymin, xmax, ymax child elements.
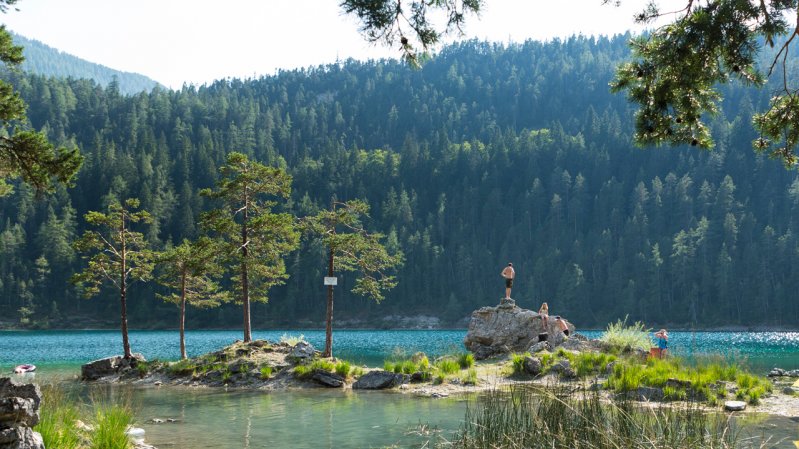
<box><xmin>654</xmin><ymin>329</ymin><xmax>669</xmax><ymax>358</ymax></box>
<box><xmin>555</xmin><ymin>316</ymin><xmax>569</xmax><ymax>337</ymax></box>
<box><xmin>501</xmin><ymin>263</ymin><xmax>515</xmax><ymax>299</ymax></box>
<box><xmin>538</xmin><ymin>302</ymin><xmax>549</xmax><ymax>327</ymax></box>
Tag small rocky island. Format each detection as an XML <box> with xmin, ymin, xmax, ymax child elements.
<box><xmin>78</xmin><ymin>298</ymin><xmax>784</xmax><ymax>414</ymax></box>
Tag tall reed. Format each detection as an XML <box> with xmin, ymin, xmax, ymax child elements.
<box><xmin>451</xmin><ymin>385</ymin><xmax>758</xmax><ymax>449</ymax></box>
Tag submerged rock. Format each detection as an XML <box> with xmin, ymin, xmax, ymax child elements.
<box><xmin>353</xmin><ymin>371</ymin><xmax>406</xmax><ymax>390</ymax></box>
<box><xmin>463</xmin><ymin>302</ymin><xmax>575</xmax><ymax>359</ymax></box>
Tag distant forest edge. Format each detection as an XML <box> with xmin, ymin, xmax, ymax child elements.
<box><xmin>10</xmin><ymin>31</ymin><xmax>161</xmax><ymax>95</ymax></box>
<box><xmin>1</xmin><ymin>35</ymin><xmax>798</xmax><ymax>330</ymax></box>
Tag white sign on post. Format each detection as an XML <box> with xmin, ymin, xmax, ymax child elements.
<box><xmin>324</xmin><ymin>277</ymin><xmax>338</xmax><ymax>286</ymax></box>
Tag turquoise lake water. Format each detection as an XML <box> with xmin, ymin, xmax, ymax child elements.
<box><xmin>2</xmin><ymin>329</ymin><xmax>799</xmax><ymax>373</ymax></box>
<box><xmin>2</xmin><ymin>329</ymin><xmax>799</xmax><ymax>448</ymax></box>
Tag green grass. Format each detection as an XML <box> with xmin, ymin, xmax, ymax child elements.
<box><xmin>335</xmin><ymin>360</ymin><xmax>351</xmax><ymax>377</ymax></box>
<box><xmin>383</xmin><ymin>355</ymin><xmax>432</xmax><ymax>376</ymax></box>
<box><xmin>436</xmin><ymin>358</ymin><xmax>460</xmax><ymax>375</ymax></box>
<box><xmin>510</xmin><ymin>352</ymin><xmax>530</xmax><ymax>376</ymax></box>
<box><xmin>167</xmin><ymin>358</ymin><xmax>197</xmax><ymax>376</ymax></box>
<box><xmin>604</xmin><ymin>355</ymin><xmax>772</xmax><ymax>405</ymax></box>
<box><xmin>460</xmin><ymin>368</ymin><xmax>478</xmax><ymax>385</ymax></box>
<box><xmin>457</xmin><ymin>353</ymin><xmax>475</xmax><ymax>369</ymax></box>
<box><xmin>294</xmin><ymin>359</ymin><xmax>336</xmax><ymax>378</ymax></box>
<box><xmin>260</xmin><ymin>366</ymin><xmax>273</xmax><ymax>379</ymax></box>
<box><xmin>600</xmin><ymin>316</ymin><xmax>652</xmax><ymax>353</ymax></box>
<box><xmin>452</xmin><ymin>386</ymin><xmax>747</xmax><ymax>448</ymax></box>
<box><xmin>36</xmin><ymin>385</ymin><xmax>82</xmax><ymax>449</ymax></box>
<box><xmin>90</xmin><ymin>404</ymin><xmax>133</xmax><ymax>449</ymax></box>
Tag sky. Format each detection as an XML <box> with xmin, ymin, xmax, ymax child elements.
<box><xmin>1</xmin><ymin>1</ymin><xmax>683</xmax><ymax>89</ymax></box>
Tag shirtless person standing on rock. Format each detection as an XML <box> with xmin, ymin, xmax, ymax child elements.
<box><xmin>501</xmin><ymin>263</ymin><xmax>515</xmax><ymax>299</ymax></box>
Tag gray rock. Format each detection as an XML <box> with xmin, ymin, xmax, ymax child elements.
<box><xmin>463</xmin><ymin>304</ymin><xmax>575</xmax><ymax>359</ymax></box>
<box><xmin>0</xmin><ymin>426</ymin><xmax>44</xmax><ymax>449</ymax></box>
<box><xmin>522</xmin><ymin>357</ymin><xmax>542</xmax><ymax>376</ymax></box>
<box><xmin>787</xmin><ymin>369</ymin><xmax>799</xmax><ymax>377</ymax></box>
<box><xmin>724</xmin><ymin>400</ymin><xmax>747</xmax><ymax>411</ymax></box>
<box><xmin>287</xmin><ymin>342</ymin><xmax>316</xmax><ymax>364</ymax></box>
<box><xmin>604</xmin><ymin>361</ymin><xmax>617</xmax><ymax>375</ymax></box>
<box><xmin>410</xmin><ymin>372</ymin><xmax>430</xmax><ymax>383</ymax></box>
<box><xmin>353</xmin><ymin>371</ymin><xmax>406</xmax><ymax>390</ymax></box>
<box><xmin>630</xmin><ymin>386</ymin><xmax>664</xmax><ymax>401</ymax></box>
<box><xmin>768</xmin><ymin>368</ymin><xmax>785</xmax><ymax>377</ymax></box>
<box><xmin>81</xmin><ymin>354</ymin><xmax>146</xmax><ymax>380</ymax></box>
<box><xmin>0</xmin><ymin>398</ymin><xmax>38</xmax><ymax>428</ymax></box>
<box><xmin>550</xmin><ymin>359</ymin><xmax>576</xmax><ymax>379</ymax></box>
<box><xmin>528</xmin><ymin>341</ymin><xmax>549</xmax><ymax>353</ymax></box>
<box><xmin>0</xmin><ymin>379</ymin><xmax>41</xmax><ymax>410</ymax></box>
<box><xmin>311</xmin><ymin>370</ymin><xmax>345</xmax><ymax>388</ymax></box>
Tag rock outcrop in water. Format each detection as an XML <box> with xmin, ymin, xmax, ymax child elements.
<box><xmin>0</xmin><ymin>377</ymin><xmax>44</xmax><ymax>449</ymax></box>
<box><xmin>463</xmin><ymin>298</ymin><xmax>575</xmax><ymax>359</ymax></box>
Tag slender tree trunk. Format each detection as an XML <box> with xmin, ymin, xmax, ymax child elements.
<box><xmin>180</xmin><ymin>271</ymin><xmax>187</xmax><ymax>359</ymax></box>
<box><xmin>324</xmin><ymin>246</ymin><xmax>334</xmax><ymax>358</ymax></box>
<box><xmin>120</xmin><ymin>217</ymin><xmax>131</xmax><ymax>358</ymax></box>
<box><xmin>241</xmin><ymin>201</ymin><xmax>252</xmax><ymax>343</ymax></box>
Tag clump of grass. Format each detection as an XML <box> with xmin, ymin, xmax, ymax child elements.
<box><xmin>167</xmin><ymin>358</ymin><xmax>196</xmax><ymax>376</ymax></box>
<box><xmin>260</xmin><ymin>366</ymin><xmax>273</xmax><ymax>379</ymax></box>
<box><xmin>279</xmin><ymin>333</ymin><xmax>306</xmax><ymax>346</ymax></box>
<box><xmin>36</xmin><ymin>385</ymin><xmax>82</xmax><ymax>449</ymax></box>
<box><xmin>457</xmin><ymin>353</ymin><xmax>475</xmax><ymax>369</ymax></box>
<box><xmin>600</xmin><ymin>316</ymin><xmax>651</xmax><ymax>353</ymax></box>
<box><xmin>436</xmin><ymin>358</ymin><xmax>460</xmax><ymax>375</ymax></box>
<box><xmin>461</xmin><ymin>368</ymin><xmax>478</xmax><ymax>385</ymax></box>
<box><xmin>335</xmin><ymin>360</ymin><xmax>351</xmax><ymax>377</ymax></box>
<box><xmin>294</xmin><ymin>359</ymin><xmax>336</xmax><ymax>379</ymax></box>
<box><xmin>453</xmin><ymin>386</ymin><xmax>746</xmax><ymax>448</ymax></box>
<box><xmin>572</xmin><ymin>351</ymin><xmax>616</xmax><ymax>377</ymax></box>
<box><xmin>383</xmin><ymin>355</ymin><xmax>432</xmax><ymax>377</ymax></box>
<box><xmin>510</xmin><ymin>352</ymin><xmax>530</xmax><ymax>376</ymax></box>
<box><xmin>351</xmin><ymin>366</ymin><xmax>365</xmax><ymax>377</ymax></box>
<box><xmin>91</xmin><ymin>404</ymin><xmax>133</xmax><ymax>449</ymax></box>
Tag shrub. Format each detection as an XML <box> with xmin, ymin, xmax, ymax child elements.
<box><xmin>600</xmin><ymin>317</ymin><xmax>651</xmax><ymax>353</ymax></box>
<box><xmin>294</xmin><ymin>364</ymin><xmax>312</xmax><ymax>378</ymax></box>
<box><xmin>260</xmin><ymin>366</ymin><xmax>273</xmax><ymax>379</ymax></box>
<box><xmin>458</xmin><ymin>353</ymin><xmax>475</xmax><ymax>369</ymax></box>
<box><xmin>280</xmin><ymin>333</ymin><xmax>306</xmax><ymax>346</ymax></box>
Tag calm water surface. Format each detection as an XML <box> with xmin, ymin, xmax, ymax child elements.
<box><xmin>2</xmin><ymin>329</ymin><xmax>799</xmax><ymax>448</ymax></box>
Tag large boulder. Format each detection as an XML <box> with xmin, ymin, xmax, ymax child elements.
<box><xmin>463</xmin><ymin>302</ymin><xmax>575</xmax><ymax>359</ymax></box>
<box><xmin>353</xmin><ymin>371</ymin><xmax>406</xmax><ymax>390</ymax></box>
<box><xmin>81</xmin><ymin>354</ymin><xmax>146</xmax><ymax>380</ymax></box>
<box><xmin>0</xmin><ymin>426</ymin><xmax>44</xmax><ymax>449</ymax></box>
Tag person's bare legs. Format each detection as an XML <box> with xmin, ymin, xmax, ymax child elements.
<box><xmin>505</xmin><ymin>287</ymin><xmax>511</xmax><ymax>299</ymax></box>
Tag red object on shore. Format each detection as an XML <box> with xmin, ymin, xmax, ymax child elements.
<box><xmin>649</xmin><ymin>348</ymin><xmax>662</xmax><ymax>359</ymax></box>
<box><xmin>13</xmin><ymin>364</ymin><xmax>36</xmax><ymax>374</ymax></box>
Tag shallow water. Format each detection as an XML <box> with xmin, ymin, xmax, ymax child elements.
<box><xmin>3</xmin><ymin>329</ymin><xmax>799</xmax><ymax>448</ymax></box>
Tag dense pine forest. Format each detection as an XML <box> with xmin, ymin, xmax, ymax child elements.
<box><xmin>1</xmin><ymin>34</ymin><xmax>798</xmax><ymax>330</ymax></box>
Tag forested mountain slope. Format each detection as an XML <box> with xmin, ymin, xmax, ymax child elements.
<box><xmin>1</xmin><ymin>35</ymin><xmax>797</xmax><ymax>329</ymax></box>
<box><xmin>10</xmin><ymin>32</ymin><xmax>160</xmax><ymax>95</ymax></box>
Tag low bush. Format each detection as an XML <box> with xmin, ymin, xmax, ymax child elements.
<box><xmin>260</xmin><ymin>366</ymin><xmax>273</xmax><ymax>379</ymax></box>
<box><xmin>600</xmin><ymin>316</ymin><xmax>651</xmax><ymax>353</ymax></box>
<box><xmin>279</xmin><ymin>333</ymin><xmax>306</xmax><ymax>346</ymax></box>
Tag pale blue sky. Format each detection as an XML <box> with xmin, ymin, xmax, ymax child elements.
<box><xmin>1</xmin><ymin>1</ymin><xmax>682</xmax><ymax>89</ymax></box>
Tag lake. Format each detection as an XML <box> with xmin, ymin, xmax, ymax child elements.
<box><xmin>2</xmin><ymin>329</ymin><xmax>799</xmax><ymax>448</ymax></box>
